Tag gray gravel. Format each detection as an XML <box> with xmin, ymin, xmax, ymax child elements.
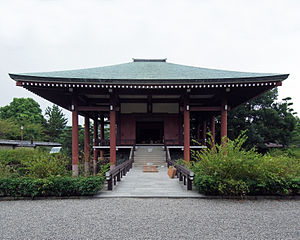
<box><xmin>0</xmin><ymin>198</ymin><xmax>299</xmax><ymax>240</ymax></box>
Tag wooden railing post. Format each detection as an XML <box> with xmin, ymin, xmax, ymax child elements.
<box><xmin>187</xmin><ymin>178</ymin><xmax>192</xmax><ymax>190</ymax></box>
<box><xmin>179</xmin><ymin>172</ymin><xmax>183</xmax><ymax>181</ymax></box>
<box><xmin>106</xmin><ymin>172</ymin><xmax>113</xmax><ymax>191</ymax></box>
<box><xmin>117</xmin><ymin>171</ymin><xmax>121</xmax><ymax>181</ymax></box>
<box><xmin>105</xmin><ymin>147</ymin><xmax>135</xmax><ymax>191</ymax></box>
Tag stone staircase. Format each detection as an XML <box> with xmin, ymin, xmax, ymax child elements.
<box><xmin>133</xmin><ymin>146</ymin><xmax>166</xmax><ymax>167</ymax></box>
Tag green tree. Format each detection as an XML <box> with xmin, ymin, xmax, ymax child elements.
<box><xmin>0</xmin><ymin>98</ymin><xmax>46</xmax><ymax>141</ymax></box>
<box><xmin>291</xmin><ymin>117</ymin><xmax>300</xmax><ymax>147</ymax></box>
<box><xmin>228</xmin><ymin>88</ymin><xmax>297</xmax><ymax>149</ymax></box>
<box><xmin>0</xmin><ymin>98</ymin><xmax>44</xmax><ymax>125</ymax></box>
<box><xmin>23</xmin><ymin>123</ymin><xmax>44</xmax><ymax>142</ymax></box>
<box><xmin>0</xmin><ymin>119</ymin><xmax>20</xmax><ymax>140</ymax></box>
<box><xmin>44</xmin><ymin>105</ymin><xmax>68</xmax><ymax>142</ymax></box>
<box><xmin>57</xmin><ymin>126</ymin><xmax>85</xmax><ymax>158</ymax></box>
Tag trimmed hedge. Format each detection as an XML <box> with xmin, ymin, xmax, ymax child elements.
<box><xmin>0</xmin><ymin>176</ymin><xmax>104</xmax><ymax>198</ymax></box>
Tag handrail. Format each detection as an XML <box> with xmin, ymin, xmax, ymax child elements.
<box><xmin>97</xmin><ymin>139</ymin><xmax>136</xmax><ymax>146</ymax></box>
<box><xmin>105</xmin><ymin>144</ymin><xmax>135</xmax><ymax>190</ymax></box>
<box><xmin>165</xmin><ymin>145</ymin><xmax>194</xmax><ymax>190</ymax></box>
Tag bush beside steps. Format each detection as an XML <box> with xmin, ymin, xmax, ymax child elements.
<box><xmin>190</xmin><ymin>133</ymin><xmax>300</xmax><ymax>197</ymax></box>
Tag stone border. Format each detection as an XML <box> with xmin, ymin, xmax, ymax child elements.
<box><xmin>1</xmin><ymin>195</ymin><xmax>299</xmax><ymax>201</ymax></box>
<box><xmin>0</xmin><ymin>196</ymin><xmax>94</xmax><ymax>201</ymax></box>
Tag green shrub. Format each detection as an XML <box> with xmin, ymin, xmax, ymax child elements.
<box><xmin>0</xmin><ymin>176</ymin><xmax>104</xmax><ymax>198</ymax></box>
<box><xmin>97</xmin><ymin>163</ymin><xmax>110</xmax><ymax>178</ymax></box>
<box><xmin>191</xmin><ymin>133</ymin><xmax>300</xmax><ymax>196</ymax></box>
<box><xmin>0</xmin><ymin>148</ymin><xmax>69</xmax><ymax>178</ymax></box>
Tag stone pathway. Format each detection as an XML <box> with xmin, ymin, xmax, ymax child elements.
<box><xmin>95</xmin><ymin>166</ymin><xmax>203</xmax><ymax>198</ymax></box>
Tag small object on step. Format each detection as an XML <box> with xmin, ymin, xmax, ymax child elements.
<box><xmin>168</xmin><ymin>166</ymin><xmax>176</xmax><ymax>178</ymax></box>
<box><xmin>146</xmin><ymin>162</ymin><xmax>153</xmax><ymax>166</ymax></box>
<box><xmin>143</xmin><ymin>165</ymin><xmax>159</xmax><ymax>172</ymax></box>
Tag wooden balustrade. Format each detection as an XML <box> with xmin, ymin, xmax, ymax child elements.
<box><xmin>164</xmin><ymin>145</ymin><xmax>194</xmax><ymax>190</ymax></box>
<box><xmin>105</xmin><ymin>145</ymin><xmax>135</xmax><ymax>190</ymax></box>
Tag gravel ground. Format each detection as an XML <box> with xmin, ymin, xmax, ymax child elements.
<box><xmin>0</xmin><ymin>198</ymin><xmax>299</xmax><ymax>240</ymax></box>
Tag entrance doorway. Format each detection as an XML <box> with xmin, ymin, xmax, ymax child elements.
<box><xmin>136</xmin><ymin>121</ymin><xmax>164</xmax><ymax>144</ymax></box>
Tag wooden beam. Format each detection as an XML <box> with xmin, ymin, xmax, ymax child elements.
<box><xmin>221</xmin><ymin>97</ymin><xmax>228</xmax><ymax>145</ymax></box>
<box><xmin>84</xmin><ymin>116</ymin><xmax>90</xmax><ymax>174</ymax></box>
<box><xmin>110</xmin><ymin>96</ymin><xmax>117</xmax><ymax>167</ymax></box>
<box><xmin>72</xmin><ymin>95</ymin><xmax>79</xmax><ymax>177</ymax></box>
<box><xmin>184</xmin><ymin>96</ymin><xmax>190</xmax><ymax>162</ymax></box>
<box><xmin>190</xmin><ymin>106</ymin><xmax>221</xmax><ymax>112</ymax></box>
<box><xmin>78</xmin><ymin>106</ymin><xmax>109</xmax><ymax>111</ymax></box>
<box><xmin>100</xmin><ymin>115</ymin><xmax>105</xmax><ymax>158</ymax></box>
<box><xmin>211</xmin><ymin>115</ymin><xmax>216</xmax><ymax>149</ymax></box>
<box><xmin>202</xmin><ymin>119</ymin><xmax>207</xmax><ymax>146</ymax></box>
<box><xmin>93</xmin><ymin>118</ymin><xmax>98</xmax><ymax>176</ymax></box>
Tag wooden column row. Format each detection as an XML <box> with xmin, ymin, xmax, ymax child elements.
<box><xmin>71</xmin><ymin>94</ymin><xmax>107</xmax><ymax>176</ymax></box>
<box><xmin>183</xmin><ymin>95</ymin><xmax>227</xmax><ymax>163</ymax></box>
<box><xmin>72</xmin><ymin>93</ymin><xmax>228</xmax><ymax>175</ymax></box>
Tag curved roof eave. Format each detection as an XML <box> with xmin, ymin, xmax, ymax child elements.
<box><xmin>9</xmin><ymin>73</ymin><xmax>289</xmax><ymax>85</ymax></box>
<box><xmin>8</xmin><ymin>59</ymin><xmax>289</xmax><ymax>84</ymax></box>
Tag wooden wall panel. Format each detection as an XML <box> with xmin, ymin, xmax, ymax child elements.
<box><xmin>119</xmin><ymin>114</ymin><xmax>136</xmax><ymax>145</ymax></box>
<box><xmin>164</xmin><ymin>115</ymin><xmax>180</xmax><ymax>145</ymax></box>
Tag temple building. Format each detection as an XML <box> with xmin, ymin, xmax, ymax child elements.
<box><xmin>9</xmin><ymin>59</ymin><xmax>288</xmax><ymax>176</ymax></box>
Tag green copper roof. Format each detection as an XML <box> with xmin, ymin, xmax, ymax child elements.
<box><xmin>9</xmin><ymin>59</ymin><xmax>288</xmax><ymax>84</ymax></box>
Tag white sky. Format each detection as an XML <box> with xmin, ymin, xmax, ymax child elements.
<box><xmin>0</xmin><ymin>0</ymin><xmax>299</xmax><ymax>125</ymax></box>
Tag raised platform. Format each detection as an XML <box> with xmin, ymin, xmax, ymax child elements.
<box><xmin>93</xmin><ymin>146</ymin><xmax>133</xmax><ymax>150</ymax></box>
<box><xmin>93</xmin><ymin>145</ymin><xmax>207</xmax><ymax>150</ymax></box>
<box><xmin>96</xmin><ymin>166</ymin><xmax>202</xmax><ymax>198</ymax></box>
<box><xmin>167</xmin><ymin>145</ymin><xmax>207</xmax><ymax>150</ymax></box>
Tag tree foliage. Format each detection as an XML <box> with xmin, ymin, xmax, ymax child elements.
<box><xmin>0</xmin><ymin>98</ymin><xmax>44</xmax><ymax>125</ymax></box>
<box><xmin>0</xmin><ymin>100</ymin><xmax>70</xmax><ymax>143</ymax></box>
<box><xmin>228</xmin><ymin>88</ymin><xmax>297</xmax><ymax>149</ymax></box>
<box><xmin>0</xmin><ymin>98</ymin><xmax>46</xmax><ymax>141</ymax></box>
<box><xmin>0</xmin><ymin>119</ymin><xmax>20</xmax><ymax>140</ymax></box>
<box><xmin>44</xmin><ymin>105</ymin><xmax>68</xmax><ymax>142</ymax></box>
<box><xmin>291</xmin><ymin>117</ymin><xmax>300</xmax><ymax>147</ymax></box>
<box><xmin>57</xmin><ymin>126</ymin><xmax>85</xmax><ymax>157</ymax></box>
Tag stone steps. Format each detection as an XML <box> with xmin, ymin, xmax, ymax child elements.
<box><xmin>133</xmin><ymin>146</ymin><xmax>166</xmax><ymax>167</ymax></box>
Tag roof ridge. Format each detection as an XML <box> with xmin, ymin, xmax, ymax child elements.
<box><xmin>132</xmin><ymin>58</ymin><xmax>167</xmax><ymax>62</ymax></box>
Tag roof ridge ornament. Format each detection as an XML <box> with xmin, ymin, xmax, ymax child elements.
<box><xmin>132</xmin><ymin>58</ymin><xmax>167</xmax><ymax>62</ymax></box>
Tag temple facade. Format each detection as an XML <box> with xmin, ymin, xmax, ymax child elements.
<box><xmin>9</xmin><ymin>59</ymin><xmax>288</xmax><ymax>176</ymax></box>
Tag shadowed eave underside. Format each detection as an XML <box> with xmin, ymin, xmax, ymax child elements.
<box><xmin>9</xmin><ymin>59</ymin><xmax>289</xmax><ymax>84</ymax></box>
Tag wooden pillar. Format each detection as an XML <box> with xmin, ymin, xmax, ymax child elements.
<box><xmin>100</xmin><ymin>116</ymin><xmax>105</xmax><ymax>158</ymax></box>
<box><xmin>72</xmin><ymin>95</ymin><xmax>79</xmax><ymax>177</ymax></box>
<box><xmin>211</xmin><ymin>115</ymin><xmax>216</xmax><ymax>148</ymax></box>
<box><xmin>183</xmin><ymin>97</ymin><xmax>190</xmax><ymax>162</ymax></box>
<box><xmin>84</xmin><ymin>116</ymin><xmax>90</xmax><ymax>174</ymax></box>
<box><xmin>221</xmin><ymin>97</ymin><xmax>228</xmax><ymax>144</ymax></box>
<box><xmin>202</xmin><ymin>119</ymin><xmax>207</xmax><ymax>146</ymax></box>
<box><xmin>196</xmin><ymin>119</ymin><xmax>201</xmax><ymax>142</ymax></box>
<box><xmin>110</xmin><ymin>102</ymin><xmax>117</xmax><ymax>167</ymax></box>
<box><xmin>93</xmin><ymin>118</ymin><xmax>98</xmax><ymax>175</ymax></box>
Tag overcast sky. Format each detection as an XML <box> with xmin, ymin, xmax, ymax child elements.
<box><xmin>0</xmin><ymin>0</ymin><xmax>299</xmax><ymax>125</ymax></box>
